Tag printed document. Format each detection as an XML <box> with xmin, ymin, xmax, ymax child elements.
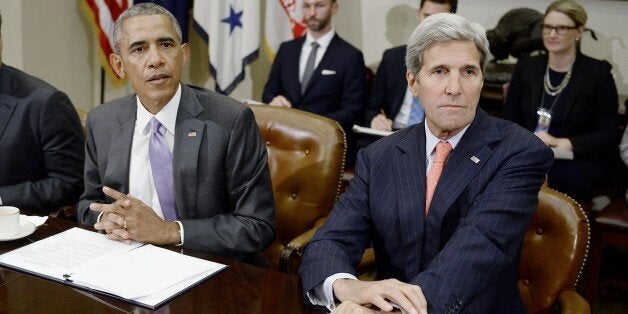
<box><xmin>0</xmin><ymin>227</ymin><xmax>227</xmax><ymax>308</ymax></box>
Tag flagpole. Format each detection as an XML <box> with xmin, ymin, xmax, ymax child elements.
<box><xmin>100</xmin><ymin>68</ymin><xmax>105</xmax><ymax>105</ymax></box>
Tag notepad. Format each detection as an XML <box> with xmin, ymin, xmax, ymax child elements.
<box><xmin>551</xmin><ymin>147</ymin><xmax>574</xmax><ymax>160</ymax></box>
<box><xmin>0</xmin><ymin>227</ymin><xmax>227</xmax><ymax>309</ymax></box>
<box><xmin>352</xmin><ymin>124</ymin><xmax>395</xmax><ymax>137</ymax></box>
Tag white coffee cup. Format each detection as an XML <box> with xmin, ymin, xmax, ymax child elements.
<box><xmin>0</xmin><ymin>206</ymin><xmax>20</xmax><ymax>238</ymax></box>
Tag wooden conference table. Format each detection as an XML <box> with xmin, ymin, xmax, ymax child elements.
<box><xmin>0</xmin><ymin>213</ymin><xmax>320</xmax><ymax>313</ymax></box>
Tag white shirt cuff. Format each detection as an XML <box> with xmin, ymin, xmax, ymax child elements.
<box><xmin>306</xmin><ymin>273</ymin><xmax>357</xmax><ymax>311</ymax></box>
<box><xmin>174</xmin><ymin>220</ymin><xmax>184</xmax><ymax>246</ymax></box>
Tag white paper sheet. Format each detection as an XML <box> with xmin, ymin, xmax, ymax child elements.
<box><xmin>19</xmin><ymin>214</ymin><xmax>48</xmax><ymax>227</ymax></box>
<box><xmin>0</xmin><ymin>228</ymin><xmax>141</xmax><ymax>280</ymax></box>
<box><xmin>551</xmin><ymin>147</ymin><xmax>574</xmax><ymax>160</ymax></box>
<box><xmin>70</xmin><ymin>244</ymin><xmax>226</xmax><ymax>300</ymax></box>
<box><xmin>352</xmin><ymin>124</ymin><xmax>395</xmax><ymax>137</ymax></box>
<box><xmin>0</xmin><ymin>227</ymin><xmax>227</xmax><ymax>308</ymax></box>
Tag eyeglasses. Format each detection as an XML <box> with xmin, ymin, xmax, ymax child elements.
<box><xmin>540</xmin><ymin>24</ymin><xmax>578</xmax><ymax>35</ymax></box>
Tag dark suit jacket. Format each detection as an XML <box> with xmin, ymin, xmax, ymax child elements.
<box><xmin>0</xmin><ymin>64</ymin><xmax>84</xmax><ymax>214</ymax></box>
<box><xmin>300</xmin><ymin>109</ymin><xmax>553</xmax><ymax>313</ymax></box>
<box><xmin>363</xmin><ymin>45</ymin><xmax>407</xmax><ymax>125</ymax></box>
<box><xmin>262</xmin><ymin>34</ymin><xmax>367</xmax><ymax>130</ymax></box>
<box><xmin>77</xmin><ymin>84</ymin><xmax>275</xmax><ymax>266</ymax></box>
<box><xmin>504</xmin><ymin>53</ymin><xmax>619</xmax><ymax>183</ymax></box>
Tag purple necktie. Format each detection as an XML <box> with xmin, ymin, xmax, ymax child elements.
<box><xmin>149</xmin><ymin>118</ymin><xmax>177</xmax><ymax>221</ymax></box>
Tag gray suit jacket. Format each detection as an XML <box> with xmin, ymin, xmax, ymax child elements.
<box><xmin>77</xmin><ymin>84</ymin><xmax>276</xmax><ymax>266</ymax></box>
<box><xmin>0</xmin><ymin>64</ymin><xmax>84</xmax><ymax>214</ymax></box>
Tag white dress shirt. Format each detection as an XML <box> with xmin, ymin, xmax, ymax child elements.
<box><xmin>392</xmin><ymin>88</ymin><xmax>420</xmax><ymax>129</ymax></box>
<box><xmin>309</xmin><ymin>122</ymin><xmax>469</xmax><ymax>311</ymax></box>
<box><xmin>299</xmin><ymin>29</ymin><xmax>336</xmax><ymax>82</ymax></box>
<box><xmin>128</xmin><ymin>84</ymin><xmax>184</xmax><ymax>244</ymax></box>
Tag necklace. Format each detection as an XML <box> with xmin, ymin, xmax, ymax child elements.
<box><xmin>544</xmin><ymin>58</ymin><xmax>575</xmax><ymax>96</ymax></box>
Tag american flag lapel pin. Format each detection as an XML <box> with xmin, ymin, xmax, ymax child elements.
<box><xmin>470</xmin><ymin>156</ymin><xmax>480</xmax><ymax>164</ymax></box>
<box><xmin>188</xmin><ymin>131</ymin><xmax>197</xmax><ymax>137</ymax></box>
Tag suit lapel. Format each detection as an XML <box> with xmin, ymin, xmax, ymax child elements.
<box><xmin>559</xmin><ymin>55</ymin><xmax>584</xmax><ymax>124</ymax></box>
<box><xmin>392</xmin><ymin>48</ymin><xmax>409</xmax><ymax>116</ymax></box>
<box><xmin>173</xmin><ymin>85</ymin><xmax>205</xmax><ymax>219</ymax></box>
<box><xmin>393</xmin><ymin>124</ymin><xmax>427</xmax><ymax>272</ymax></box>
<box><xmin>530</xmin><ymin>56</ymin><xmax>546</xmax><ymax>115</ymax></box>
<box><xmin>105</xmin><ymin>97</ymin><xmax>136</xmax><ymax>194</ymax></box>
<box><xmin>0</xmin><ymin>65</ymin><xmax>19</xmax><ymax>96</ymax></box>
<box><xmin>425</xmin><ymin>110</ymin><xmax>503</xmax><ymax>231</ymax></box>
<box><xmin>290</xmin><ymin>38</ymin><xmax>306</xmax><ymax>103</ymax></box>
<box><xmin>0</xmin><ymin>94</ymin><xmax>18</xmax><ymax>143</ymax></box>
<box><xmin>302</xmin><ymin>35</ymin><xmax>339</xmax><ymax>95</ymax></box>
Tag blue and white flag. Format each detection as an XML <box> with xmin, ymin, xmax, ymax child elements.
<box><xmin>193</xmin><ymin>1</ymin><xmax>260</xmax><ymax>95</ymax></box>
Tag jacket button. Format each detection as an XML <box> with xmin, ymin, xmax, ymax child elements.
<box><xmin>291</xmin><ymin>193</ymin><xmax>297</xmax><ymax>199</ymax></box>
<box><xmin>536</xmin><ymin>227</ymin><xmax>543</xmax><ymax>235</ymax></box>
<box><xmin>265</xmin><ymin>141</ymin><xmax>271</xmax><ymax>146</ymax></box>
<box><xmin>522</xmin><ymin>279</ymin><xmax>530</xmax><ymax>286</ymax></box>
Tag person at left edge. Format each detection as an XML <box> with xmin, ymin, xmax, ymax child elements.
<box><xmin>76</xmin><ymin>3</ymin><xmax>275</xmax><ymax>267</ymax></box>
<box><xmin>0</xmin><ymin>11</ymin><xmax>84</xmax><ymax>215</ymax></box>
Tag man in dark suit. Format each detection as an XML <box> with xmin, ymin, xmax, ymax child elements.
<box><xmin>76</xmin><ymin>3</ymin><xmax>275</xmax><ymax>266</ymax></box>
<box><xmin>300</xmin><ymin>14</ymin><xmax>553</xmax><ymax>313</ymax></box>
<box><xmin>262</xmin><ymin>0</ymin><xmax>366</xmax><ymax>132</ymax></box>
<box><xmin>362</xmin><ymin>0</ymin><xmax>457</xmax><ymax>134</ymax></box>
<box><xmin>0</xmin><ymin>13</ymin><xmax>84</xmax><ymax>214</ymax></box>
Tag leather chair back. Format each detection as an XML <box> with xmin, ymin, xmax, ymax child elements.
<box><xmin>519</xmin><ymin>187</ymin><xmax>590</xmax><ymax>313</ymax></box>
<box><xmin>76</xmin><ymin>107</ymin><xmax>89</xmax><ymax>138</ymax></box>
<box><xmin>249</xmin><ymin>105</ymin><xmax>346</xmax><ymax>271</ymax></box>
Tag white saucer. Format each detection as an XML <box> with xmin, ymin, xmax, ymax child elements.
<box><xmin>0</xmin><ymin>220</ymin><xmax>36</xmax><ymax>241</ymax></box>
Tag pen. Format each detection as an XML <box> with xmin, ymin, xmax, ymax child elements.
<box><xmin>380</xmin><ymin>109</ymin><xmax>387</xmax><ymax>118</ymax></box>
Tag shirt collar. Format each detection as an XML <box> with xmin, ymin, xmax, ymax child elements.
<box><xmin>304</xmin><ymin>29</ymin><xmax>335</xmax><ymax>49</ymax></box>
<box><xmin>135</xmin><ymin>83</ymin><xmax>181</xmax><ymax>135</ymax></box>
<box><xmin>424</xmin><ymin>122</ymin><xmax>469</xmax><ymax>156</ymax></box>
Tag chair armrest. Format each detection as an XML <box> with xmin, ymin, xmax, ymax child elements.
<box><xmin>356</xmin><ymin>248</ymin><xmax>376</xmax><ymax>279</ymax></box>
<box><xmin>557</xmin><ymin>290</ymin><xmax>590</xmax><ymax>314</ymax></box>
<box><xmin>279</xmin><ymin>217</ymin><xmax>328</xmax><ymax>274</ymax></box>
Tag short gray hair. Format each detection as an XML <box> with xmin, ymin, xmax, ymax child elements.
<box><xmin>405</xmin><ymin>13</ymin><xmax>489</xmax><ymax>75</ymax></box>
<box><xmin>112</xmin><ymin>3</ymin><xmax>182</xmax><ymax>55</ymax></box>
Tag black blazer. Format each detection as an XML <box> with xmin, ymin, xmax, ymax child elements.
<box><xmin>262</xmin><ymin>34</ymin><xmax>367</xmax><ymax>130</ymax></box>
<box><xmin>363</xmin><ymin>45</ymin><xmax>407</xmax><ymax>125</ymax></box>
<box><xmin>0</xmin><ymin>64</ymin><xmax>84</xmax><ymax>214</ymax></box>
<box><xmin>504</xmin><ymin>53</ymin><xmax>619</xmax><ymax>182</ymax></box>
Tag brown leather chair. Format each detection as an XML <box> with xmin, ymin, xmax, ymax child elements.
<box><xmin>354</xmin><ymin>187</ymin><xmax>591</xmax><ymax>312</ymax></box>
<box><xmin>75</xmin><ymin>107</ymin><xmax>89</xmax><ymax>138</ymax></box>
<box><xmin>249</xmin><ymin>105</ymin><xmax>346</xmax><ymax>274</ymax></box>
<box><xmin>519</xmin><ymin>187</ymin><xmax>590</xmax><ymax>313</ymax></box>
<box><xmin>582</xmin><ymin>197</ymin><xmax>628</xmax><ymax>304</ymax></box>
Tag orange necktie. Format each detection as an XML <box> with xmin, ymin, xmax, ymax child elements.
<box><xmin>425</xmin><ymin>141</ymin><xmax>453</xmax><ymax>214</ymax></box>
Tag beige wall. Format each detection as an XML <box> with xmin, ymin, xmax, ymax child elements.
<box><xmin>1</xmin><ymin>0</ymin><xmax>95</xmax><ymax>111</ymax></box>
<box><xmin>1</xmin><ymin>0</ymin><xmax>626</xmax><ymax>111</ymax></box>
